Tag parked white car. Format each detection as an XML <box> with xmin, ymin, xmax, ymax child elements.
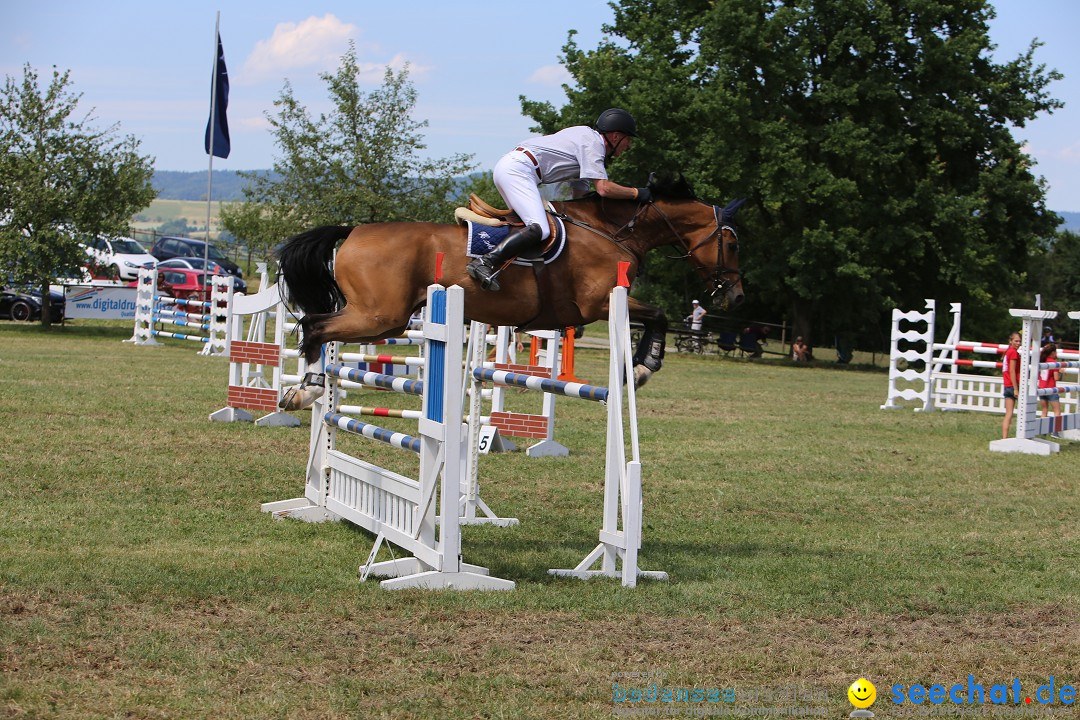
<box><xmin>83</xmin><ymin>236</ymin><xmax>157</xmax><ymax>281</ymax></box>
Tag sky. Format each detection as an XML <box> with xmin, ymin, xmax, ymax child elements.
<box><xmin>1</xmin><ymin>1</ymin><xmax>1078</xmax><ymax>212</ymax></box>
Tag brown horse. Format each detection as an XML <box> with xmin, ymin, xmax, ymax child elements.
<box><xmin>277</xmin><ymin>174</ymin><xmax>744</xmax><ymax>406</ymax></box>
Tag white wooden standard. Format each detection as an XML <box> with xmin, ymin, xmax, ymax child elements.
<box><xmin>262</xmin><ymin>284</ymin><xmax>514</xmax><ymax>590</ymax></box>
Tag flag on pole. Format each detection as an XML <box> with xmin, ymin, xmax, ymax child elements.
<box><xmin>204</xmin><ymin>32</ymin><xmax>230</xmax><ymax>159</ymax></box>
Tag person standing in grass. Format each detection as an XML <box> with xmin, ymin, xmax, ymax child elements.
<box><xmin>685</xmin><ymin>299</ymin><xmax>707</xmax><ymax>351</ymax></box>
<box><xmin>685</xmin><ymin>300</ymin><xmax>707</xmax><ymax>332</ymax></box>
<box><xmin>1001</xmin><ymin>331</ymin><xmax>1022</xmax><ymax>440</ymax></box>
<box><xmin>1038</xmin><ymin>342</ymin><xmax>1062</xmax><ymax>432</ymax></box>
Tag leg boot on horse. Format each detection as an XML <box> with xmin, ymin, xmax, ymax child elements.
<box><xmin>466</xmin><ymin>223</ymin><xmax>543</xmax><ymax>292</ymax></box>
<box><xmin>279</xmin><ymin>371</ymin><xmax>325</xmax><ymax>411</ymax></box>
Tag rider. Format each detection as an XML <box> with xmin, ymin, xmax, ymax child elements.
<box><xmin>466</xmin><ymin>108</ymin><xmax>652</xmax><ymax>292</ymax></box>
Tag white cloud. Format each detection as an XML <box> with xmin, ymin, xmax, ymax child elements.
<box><xmin>240</xmin><ymin>14</ymin><xmax>363</xmax><ymax>82</ymax></box>
<box><xmin>238</xmin><ymin>15</ymin><xmax>430</xmax><ymax>87</ymax></box>
<box><xmin>1058</xmin><ymin>141</ymin><xmax>1080</xmax><ymax>162</ymax></box>
<box><xmin>528</xmin><ymin>64</ymin><xmax>571</xmax><ymax>86</ymax></box>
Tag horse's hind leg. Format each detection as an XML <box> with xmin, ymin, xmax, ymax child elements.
<box><xmin>297</xmin><ymin>311</ymin><xmax>334</xmax><ymax>364</ymax></box>
<box><xmin>279</xmin><ymin>314</ymin><xmax>331</xmax><ymax>410</ymax></box>
<box><xmin>280</xmin><ymin>306</ymin><xmax>411</xmax><ymax>411</ymax></box>
<box><xmin>278</xmin><ymin>310</ymin><xmax>358</xmax><ymax>411</ymax></box>
<box><xmin>297</xmin><ymin>304</ymin><xmax>406</xmax><ymax>362</ymax></box>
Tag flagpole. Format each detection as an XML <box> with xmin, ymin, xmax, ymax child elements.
<box><xmin>203</xmin><ymin>11</ymin><xmax>220</xmax><ymax>297</ymax></box>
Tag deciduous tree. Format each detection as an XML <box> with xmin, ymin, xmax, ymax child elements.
<box><xmin>0</xmin><ymin>64</ymin><xmax>155</xmax><ymax>325</ymax></box>
<box><xmin>524</xmin><ymin>0</ymin><xmax>1062</xmax><ymax>347</ymax></box>
<box><xmin>223</xmin><ymin>43</ymin><xmax>475</xmax><ymax>250</ymax></box>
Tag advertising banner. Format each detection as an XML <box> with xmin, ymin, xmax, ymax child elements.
<box><xmin>64</xmin><ymin>285</ymin><xmax>139</xmax><ymax>320</ymax></box>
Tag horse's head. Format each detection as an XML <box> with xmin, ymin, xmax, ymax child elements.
<box><xmin>647</xmin><ymin>173</ymin><xmax>745</xmax><ymax>310</ymax></box>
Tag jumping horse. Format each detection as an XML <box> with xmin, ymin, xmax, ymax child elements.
<box><xmin>277</xmin><ymin>173</ymin><xmax>745</xmax><ymax>409</ymax></box>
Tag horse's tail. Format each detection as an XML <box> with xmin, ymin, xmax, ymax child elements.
<box><xmin>277</xmin><ymin>225</ymin><xmax>353</xmax><ymax>315</ymax></box>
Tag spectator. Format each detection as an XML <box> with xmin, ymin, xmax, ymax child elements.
<box><xmin>1038</xmin><ymin>342</ymin><xmax>1062</xmax><ymax>433</ymax></box>
<box><xmin>684</xmin><ymin>300</ymin><xmax>707</xmax><ymax>332</ymax></box>
<box><xmin>1041</xmin><ymin>325</ymin><xmax>1056</xmax><ymax>348</ymax></box>
<box><xmin>684</xmin><ymin>300</ymin><xmax>708</xmax><ymax>351</ymax></box>
<box><xmin>1001</xmin><ymin>331</ymin><xmax>1022</xmax><ymax>440</ymax></box>
<box><xmin>741</xmin><ymin>325</ymin><xmax>769</xmax><ymax>358</ymax></box>
<box><xmin>791</xmin><ymin>336</ymin><xmax>809</xmax><ymax>362</ymax></box>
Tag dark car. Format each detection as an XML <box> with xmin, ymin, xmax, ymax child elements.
<box><xmin>157</xmin><ymin>257</ymin><xmax>247</xmax><ymax>293</ymax></box>
<box><xmin>149</xmin><ymin>236</ymin><xmax>243</xmax><ymax>280</ymax></box>
<box><xmin>1</xmin><ymin>287</ymin><xmax>65</xmax><ymax>322</ymax></box>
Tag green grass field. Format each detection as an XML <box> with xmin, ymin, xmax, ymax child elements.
<box><xmin>1</xmin><ymin>320</ymin><xmax>1077</xmax><ymax>719</ymax></box>
<box><xmin>130</xmin><ymin>198</ymin><xmax>228</xmax><ymax>234</ymax></box>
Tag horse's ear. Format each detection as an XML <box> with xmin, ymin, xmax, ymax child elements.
<box><xmin>721</xmin><ymin>197</ymin><xmax>747</xmax><ymax>223</ymax></box>
<box><xmin>647</xmin><ymin>170</ymin><xmax>695</xmax><ymax>199</ymax></box>
<box><xmin>648</xmin><ymin>170</ymin><xmax>675</xmax><ymax>189</ymax></box>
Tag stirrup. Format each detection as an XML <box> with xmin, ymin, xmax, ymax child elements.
<box><xmin>467</xmin><ymin>258</ymin><xmax>501</xmax><ymax>292</ymax></box>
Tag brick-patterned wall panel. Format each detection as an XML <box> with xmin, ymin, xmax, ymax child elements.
<box><xmin>492</xmin><ymin>362</ymin><xmax>549</xmax><ymax>379</ymax></box>
<box><xmin>490</xmin><ymin>411</ymin><xmax>549</xmax><ymax>439</ymax></box>
<box><xmin>227</xmin><ymin>385</ymin><xmax>281</xmax><ymax>412</ymax></box>
<box><xmin>230</xmin><ymin>341</ymin><xmax>282</xmax><ymax>366</ymax></box>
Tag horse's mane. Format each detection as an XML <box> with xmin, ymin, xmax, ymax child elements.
<box><xmin>561</xmin><ymin>170</ymin><xmax>698</xmax><ymax>204</ymax></box>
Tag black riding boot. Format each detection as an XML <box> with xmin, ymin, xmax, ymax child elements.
<box><xmin>466</xmin><ymin>223</ymin><xmax>543</xmax><ymax>292</ymax></box>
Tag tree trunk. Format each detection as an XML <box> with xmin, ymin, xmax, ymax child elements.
<box><xmin>39</xmin><ymin>279</ymin><xmax>52</xmax><ymax>328</ymax></box>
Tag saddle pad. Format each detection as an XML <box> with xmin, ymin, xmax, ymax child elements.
<box><xmin>465</xmin><ymin>214</ymin><xmax>566</xmax><ymax>266</ymax></box>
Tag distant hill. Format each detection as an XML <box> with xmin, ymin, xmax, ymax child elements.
<box><xmin>152</xmin><ymin>170</ymin><xmax>275</xmax><ymax>202</ymax></box>
<box><xmin>1058</xmin><ymin>211</ymin><xmax>1080</xmax><ymax>232</ymax></box>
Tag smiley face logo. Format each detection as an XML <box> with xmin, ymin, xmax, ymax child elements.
<box><xmin>848</xmin><ymin>678</ymin><xmax>876</xmax><ymax>709</ymax></box>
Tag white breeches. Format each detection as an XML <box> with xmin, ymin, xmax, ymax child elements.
<box><xmin>493</xmin><ymin>151</ymin><xmax>550</xmax><ymax>240</ymax></box>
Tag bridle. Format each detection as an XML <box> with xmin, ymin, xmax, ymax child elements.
<box><xmin>634</xmin><ymin>202</ymin><xmax>743</xmax><ymax>307</ymax></box>
<box><xmin>551</xmin><ymin>197</ymin><xmax>742</xmax><ymax>306</ymax></box>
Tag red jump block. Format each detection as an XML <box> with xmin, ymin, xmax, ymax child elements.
<box><xmin>230</xmin><ymin>340</ymin><xmax>282</xmax><ymax>366</ymax></box>
<box><xmin>492</xmin><ymin>362</ymin><xmax>550</xmax><ymax>379</ymax></box>
<box><xmin>227</xmin><ymin>385</ymin><xmax>281</xmax><ymax>412</ymax></box>
<box><xmin>490</xmin><ymin>410</ymin><xmax>550</xmax><ymax>439</ymax></box>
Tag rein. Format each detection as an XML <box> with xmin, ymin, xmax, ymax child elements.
<box><xmin>549</xmin><ymin>207</ymin><xmax>643</xmax><ymax>262</ymax></box>
<box><xmin>551</xmin><ymin>198</ymin><xmax>741</xmax><ymax>304</ymax></box>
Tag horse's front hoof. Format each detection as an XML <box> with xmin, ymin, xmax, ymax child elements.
<box><xmin>279</xmin><ymin>384</ymin><xmax>324</xmax><ymax>411</ymax></box>
<box><xmin>633</xmin><ymin>364</ymin><xmax>653</xmax><ymax>389</ymax></box>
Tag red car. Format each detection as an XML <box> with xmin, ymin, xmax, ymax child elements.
<box><xmin>129</xmin><ymin>268</ymin><xmax>217</xmax><ymax>303</ymax></box>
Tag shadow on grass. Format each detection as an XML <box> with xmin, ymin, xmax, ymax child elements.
<box><xmin>451</xmin><ymin>534</ymin><xmax>845</xmax><ymax>585</ymax></box>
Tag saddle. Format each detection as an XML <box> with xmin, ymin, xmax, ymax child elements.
<box><xmin>454</xmin><ymin>193</ymin><xmax>560</xmax><ymax>251</ymax></box>
<box><xmin>470</xmin><ymin>194</ymin><xmax>519</xmax><ymax>223</ymax></box>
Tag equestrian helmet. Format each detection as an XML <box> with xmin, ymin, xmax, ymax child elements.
<box><xmin>595</xmin><ymin>108</ymin><xmax>637</xmax><ymax>137</ymax></box>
